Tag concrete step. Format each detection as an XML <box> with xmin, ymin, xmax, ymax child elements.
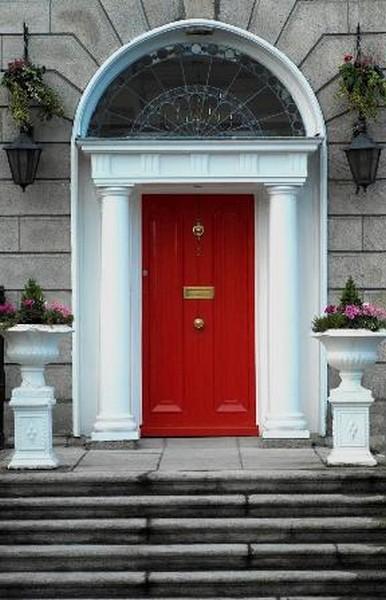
<box><xmin>0</xmin><ymin>495</ymin><xmax>247</xmax><ymax>519</ymax></box>
<box><xmin>1</xmin><ymin>570</ymin><xmax>386</xmax><ymax>598</ymax></box>
<box><xmin>1</xmin><ymin>470</ymin><xmax>386</xmax><ymax>497</ymax></box>
<box><xmin>148</xmin><ymin>517</ymin><xmax>386</xmax><ymax>544</ymax></box>
<box><xmin>1</xmin><ymin>493</ymin><xmax>385</xmax><ymax>519</ymax></box>
<box><xmin>2</xmin><ymin>517</ymin><xmax>386</xmax><ymax>545</ymax></box>
<box><xmin>2</xmin><ymin>543</ymin><xmax>386</xmax><ymax>572</ymax></box>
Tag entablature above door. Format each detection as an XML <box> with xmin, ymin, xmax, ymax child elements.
<box><xmin>79</xmin><ymin>138</ymin><xmax>321</xmax><ymax>187</ymax></box>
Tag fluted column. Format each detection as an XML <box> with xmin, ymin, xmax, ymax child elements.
<box><xmin>263</xmin><ymin>185</ymin><xmax>309</xmax><ymax>439</ymax></box>
<box><xmin>92</xmin><ymin>186</ymin><xmax>138</xmax><ymax>441</ymax></box>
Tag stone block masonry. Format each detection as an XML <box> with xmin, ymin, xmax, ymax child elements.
<box><xmin>0</xmin><ymin>0</ymin><xmax>385</xmax><ymax>448</ymax></box>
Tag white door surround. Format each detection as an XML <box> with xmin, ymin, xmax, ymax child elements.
<box><xmin>71</xmin><ymin>19</ymin><xmax>327</xmax><ymax>440</ymax></box>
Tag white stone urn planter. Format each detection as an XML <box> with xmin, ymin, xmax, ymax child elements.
<box><xmin>3</xmin><ymin>324</ymin><xmax>72</xmax><ymax>469</ymax></box>
<box><xmin>313</xmin><ymin>329</ymin><xmax>386</xmax><ymax>466</ymax></box>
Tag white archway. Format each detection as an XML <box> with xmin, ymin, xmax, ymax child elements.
<box><xmin>71</xmin><ymin>19</ymin><xmax>327</xmax><ymax>439</ymax></box>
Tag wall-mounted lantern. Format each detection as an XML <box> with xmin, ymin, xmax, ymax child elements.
<box><xmin>344</xmin><ymin>117</ymin><xmax>381</xmax><ymax>193</ymax></box>
<box><xmin>4</xmin><ymin>131</ymin><xmax>42</xmax><ymax>192</ymax></box>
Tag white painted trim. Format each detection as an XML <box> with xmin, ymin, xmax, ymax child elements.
<box><xmin>71</xmin><ymin>18</ymin><xmax>328</xmax><ymax>438</ymax></box>
<box><xmin>80</xmin><ymin>139</ymin><xmax>320</xmax><ymax>187</ymax></box>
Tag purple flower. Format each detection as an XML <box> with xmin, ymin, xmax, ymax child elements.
<box><xmin>0</xmin><ymin>302</ymin><xmax>16</xmax><ymax>316</ymax></box>
<box><xmin>344</xmin><ymin>304</ymin><xmax>362</xmax><ymax>320</ymax></box>
<box><xmin>324</xmin><ymin>304</ymin><xmax>337</xmax><ymax>314</ymax></box>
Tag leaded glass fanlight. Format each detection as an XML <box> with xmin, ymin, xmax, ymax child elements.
<box><xmin>88</xmin><ymin>42</ymin><xmax>305</xmax><ymax>138</ymax></box>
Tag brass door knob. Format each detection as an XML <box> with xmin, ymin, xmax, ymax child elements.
<box><xmin>193</xmin><ymin>317</ymin><xmax>205</xmax><ymax>330</ymax></box>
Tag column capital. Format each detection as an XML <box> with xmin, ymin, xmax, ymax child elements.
<box><xmin>98</xmin><ymin>185</ymin><xmax>135</xmax><ymax>199</ymax></box>
<box><xmin>264</xmin><ymin>184</ymin><xmax>303</xmax><ymax>196</ymax></box>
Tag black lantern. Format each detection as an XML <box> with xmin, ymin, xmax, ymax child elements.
<box><xmin>4</xmin><ymin>131</ymin><xmax>42</xmax><ymax>192</ymax></box>
<box><xmin>344</xmin><ymin>118</ymin><xmax>381</xmax><ymax>193</ymax></box>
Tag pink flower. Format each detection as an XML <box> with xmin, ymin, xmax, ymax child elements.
<box><xmin>325</xmin><ymin>305</ymin><xmax>337</xmax><ymax>314</ymax></box>
<box><xmin>0</xmin><ymin>302</ymin><xmax>16</xmax><ymax>315</ymax></box>
<box><xmin>46</xmin><ymin>301</ymin><xmax>72</xmax><ymax>318</ymax></box>
<box><xmin>22</xmin><ymin>299</ymin><xmax>35</xmax><ymax>308</ymax></box>
<box><xmin>344</xmin><ymin>53</ymin><xmax>353</xmax><ymax>63</ymax></box>
<box><xmin>344</xmin><ymin>304</ymin><xmax>362</xmax><ymax>320</ymax></box>
<box><xmin>362</xmin><ymin>303</ymin><xmax>386</xmax><ymax>319</ymax></box>
<box><xmin>8</xmin><ymin>58</ymin><xmax>27</xmax><ymax>71</ymax></box>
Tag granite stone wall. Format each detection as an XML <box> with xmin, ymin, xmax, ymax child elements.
<box><xmin>1</xmin><ymin>0</ymin><xmax>386</xmax><ymax>446</ymax></box>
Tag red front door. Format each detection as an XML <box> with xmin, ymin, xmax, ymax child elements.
<box><xmin>142</xmin><ymin>194</ymin><xmax>256</xmax><ymax>436</ymax></box>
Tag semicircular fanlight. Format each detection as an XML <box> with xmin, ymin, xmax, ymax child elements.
<box><xmin>87</xmin><ymin>42</ymin><xmax>305</xmax><ymax>138</ymax></box>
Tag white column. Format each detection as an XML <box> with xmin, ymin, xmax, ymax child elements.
<box><xmin>263</xmin><ymin>185</ymin><xmax>309</xmax><ymax>438</ymax></box>
<box><xmin>92</xmin><ymin>186</ymin><xmax>138</xmax><ymax>441</ymax></box>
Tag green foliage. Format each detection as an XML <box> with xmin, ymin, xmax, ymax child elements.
<box><xmin>0</xmin><ymin>279</ymin><xmax>73</xmax><ymax>329</ymax></box>
<box><xmin>338</xmin><ymin>54</ymin><xmax>386</xmax><ymax>121</ymax></box>
<box><xmin>1</xmin><ymin>59</ymin><xmax>64</xmax><ymax>132</ymax></box>
<box><xmin>312</xmin><ymin>312</ymin><xmax>347</xmax><ymax>333</ymax></box>
<box><xmin>19</xmin><ymin>278</ymin><xmax>46</xmax><ymax>323</ymax></box>
<box><xmin>312</xmin><ymin>277</ymin><xmax>386</xmax><ymax>333</ymax></box>
<box><xmin>339</xmin><ymin>276</ymin><xmax>362</xmax><ymax>307</ymax></box>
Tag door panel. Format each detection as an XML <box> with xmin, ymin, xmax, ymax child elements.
<box><xmin>142</xmin><ymin>194</ymin><xmax>256</xmax><ymax>436</ymax></box>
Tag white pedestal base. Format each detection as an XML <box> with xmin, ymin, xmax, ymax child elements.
<box><xmin>327</xmin><ymin>447</ymin><xmax>376</xmax><ymax>467</ymax></box>
<box><xmin>8</xmin><ymin>387</ymin><xmax>58</xmax><ymax>470</ymax></box>
<box><xmin>328</xmin><ymin>388</ymin><xmax>376</xmax><ymax>467</ymax></box>
<box><xmin>313</xmin><ymin>330</ymin><xmax>386</xmax><ymax>468</ymax></box>
<box><xmin>4</xmin><ymin>324</ymin><xmax>72</xmax><ymax>470</ymax></box>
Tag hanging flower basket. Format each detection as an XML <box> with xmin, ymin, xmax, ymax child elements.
<box><xmin>1</xmin><ymin>51</ymin><xmax>64</xmax><ymax>191</ymax></box>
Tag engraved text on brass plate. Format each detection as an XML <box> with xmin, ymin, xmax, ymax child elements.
<box><xmin>183</xmin><ymin>286</ymin><xmax>215</xmax><ymax>300</ymax></box>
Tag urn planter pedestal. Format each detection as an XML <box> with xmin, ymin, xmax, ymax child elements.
<box><xmin>3</xmin><ymin>324</ymin><xmax>72</xmax><ymax>469</ymax></box>
<box><xmin>314</xmin><ymin>329</ymin><xmax>386</xmax><ymax>467</ymax></box>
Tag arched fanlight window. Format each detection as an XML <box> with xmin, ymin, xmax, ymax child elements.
<box><xmin>88</xmin><ymin>42</ymin><xmax>305</xmax><ymax>138</ymax></box>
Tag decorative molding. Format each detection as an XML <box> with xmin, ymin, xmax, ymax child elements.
<box><xmin>82</xmin><ymin>139</ymin><xmax>319</xmax><ymax>187</ymax></box>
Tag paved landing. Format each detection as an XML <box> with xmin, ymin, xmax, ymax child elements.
<box><xmin>1</xmin><ymin>437</ymin><xmax>384</xmax><ymax>472</ymax></box>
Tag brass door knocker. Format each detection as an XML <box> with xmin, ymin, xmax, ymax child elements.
<box><xmin>192</xmin><ymin>220</ymin><xmax>205</xmax><ymax>239</ymax></box>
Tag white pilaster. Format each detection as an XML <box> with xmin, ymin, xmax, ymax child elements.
<box><xmin>92</xmin><ymin>186</ymin><xmax>138</xmax><ymax>441</ymax></box>
<box><xmin>263</xmin><ymin>185</ymin><xmax>309</xmax><ymax>438</ymax></box>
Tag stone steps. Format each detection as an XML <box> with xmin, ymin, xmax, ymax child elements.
<box><xmin>1</xmin><ymin>470</ymin><xmax>385</xmax><ymax>598</ymax></box>
<box><xmin>1</xmin><ymin>569</ymin><xmax>386</xmax><ymax>598</ymax></box>
<box><xmin>1</xmin><ymin>543</ymin><xmax>386</xmax><ymax>572</ymax></box>
<box><xmin>2</xmin><ymin>492</ymin><xmax>386</xmax><ymax>518</ymax></box>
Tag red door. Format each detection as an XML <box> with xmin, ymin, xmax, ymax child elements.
<box><xmin>142</xmin><ymin>194</ymin><xmax>256</xmax><ymax>436</ymax></box>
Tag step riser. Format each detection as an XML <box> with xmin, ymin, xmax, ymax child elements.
<box><xmin>2</xmin><ymin>554</ymin><xmax>384</xmax><ymax>572</ymax></box>
<box><xmin>3</xmin><ymin>505</ymin><xmax>386</xmax><ymax>519</ymax></box>
<box><xmin>3</xmin><ymin>530</ymin><xmax>386</xmax><ymax>545</ymax></box>
<box><xmin>2</xmin><ymin>580</ymin><xmax>386</xmax><ymax>598</ymax></box>
<box><xmin>2</xmin><ymin>479</ymin><xmax>386</xmax><ymax>497</ymax></box>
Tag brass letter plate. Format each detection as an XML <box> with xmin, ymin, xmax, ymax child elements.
<box><xmin>183</xmin><ymin>286</ymin><xmax>215</xmax><ymax>300</ymax></box>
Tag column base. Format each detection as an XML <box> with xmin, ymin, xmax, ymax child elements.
<box><xmin>263</xmin><ymin>429</ymin><xmax>310</xmax><ymax>439</ymax></box>
<box><xmin>92</xmin><ymin>415</ymin><xmax>139</xmax><ymax>441</ymax></box>
<box><xmin>327</xmin><ymin>448</ymin><xmax>377</xmax><ymax>467</ymax></box>
<box><xmin>91</xmin><ymin>430</ymin><xmax>139</xmax><ymax>442</ymax></box>
<box><xmin>262</xmin><ymin>413</ymin><xmax>310</xmax><ymax>439</ymax></box>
